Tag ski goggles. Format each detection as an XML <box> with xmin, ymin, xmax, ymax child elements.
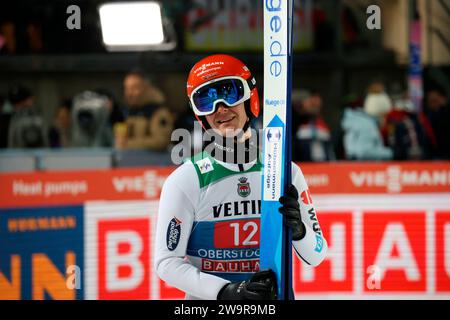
<box><xmin>189</xmin><ymin>77</ymin><xmax>252</xmax><ymax>116</ymax></box>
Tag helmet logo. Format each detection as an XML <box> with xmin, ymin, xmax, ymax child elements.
<box><xmin>237</xmin><ymin>177</ymin><xmax>251</xmax><ymax>197</ymax></box>
<box><xmin>202</xmin><ymin>72</ymin><xmax>219</xmax><ymax>81</ymax></box>
<box><xmin>194</xmin><ymin>61</ymin><xmax>224</xmax><ymax>75</ymax></box>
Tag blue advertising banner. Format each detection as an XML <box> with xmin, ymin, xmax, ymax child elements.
<box><xmin>0</xmin><ymin>205</ymin><xmax>84</xmax><ymax>300</ymax></box>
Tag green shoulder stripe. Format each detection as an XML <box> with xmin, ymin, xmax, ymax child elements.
<box><xmin>190</xmin><ymin>151</ymin><xmax>261</xmax><ymax>188</ymax></box>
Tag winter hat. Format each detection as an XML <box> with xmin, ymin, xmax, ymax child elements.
<box><xmin>364</xmin><ymin>92</ymin><xmax>392</xmax><ymax>118</ymax></box>
<box><xmin>8</xmin><ymin>85</ymin><xmax>33</xmax><ymax>105</ymax></box>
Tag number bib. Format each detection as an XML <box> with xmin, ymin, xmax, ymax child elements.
<box><xmin>186</xmin><ymin>152</ymin><xmax>262</xmax><ymax>282</ymax></box>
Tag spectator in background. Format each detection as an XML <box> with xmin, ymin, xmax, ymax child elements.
<box><xmin>71</xmin><ymin>91</ymin><xmax>113</xmax><ymax>147</ymax></box>
<box><xmin>117</xmin><ymin>70</ymin><xmax>174</xmax><ymax>151</ymax></box>
<box><xmin>424</xmin><ymin>87</ymin><xmax>450</xmax><ymax>159</ymax></box>
<box><xmin>334</xmin><ymin>93</ymin><xmax>364</xmax><ymax>160</ymax></box>
<box><xmin>48</xmin><ymin>98</ymin><xmax>72</xmax><ymax>148</ymax></box>
<box><xmin>95</xmin><ymin>88</ymin><xmax>125</xmax><ymax>128</ymax></box>
<box><xmin>292</xmin><ymin>89</ymin><xmax>335</xmax><ymax>162</ymax></box>
<box><xmin>0</xmin><ymin>94</ymin><xmax>11</xmax><ymax>148</ymax></box>
<box><xmin>341</xmin><ymin>81</ymin><xmax>393</xmax><ymax>160</ymax></box>
<box><xmin>381</xmin><ymin>92</ymin><xmax>436</xmax><ymax>160</ymax></box>
<box><xmin>7</xmin><ymin>84</ymin><xmax>48</xmax><ymax>148</ymax></box>
<box><xmin>0</xmin><ymin>21</ymin><xmax>16</xmax><ymax>54</ymax></box>
<box><xmin>94</xmin><ymin>88</ymin><xmax>125</xmax><ymax>150</ymax></box>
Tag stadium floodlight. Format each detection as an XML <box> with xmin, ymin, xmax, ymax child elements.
<box><xmin>98</xmin><ymin>1</ymin><xmax>176</xmax><ymax>51</ymax></box>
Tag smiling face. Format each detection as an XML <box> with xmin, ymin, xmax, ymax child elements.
<box><xmin>204</xmin><ymin>102</ymin><xmax>249</xmax><ymax>137</ymax></box>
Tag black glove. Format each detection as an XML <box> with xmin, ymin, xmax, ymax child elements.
<box><xmin>279</xmin><ymin>184</ymin><xmax>306</xmax><ymax>241</ymax></box>
<box><xmin>217</xmin><ymin>269</ymin><xmax>277</xmax><ymax>300</ymax></box>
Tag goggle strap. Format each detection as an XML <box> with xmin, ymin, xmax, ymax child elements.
<box><xmin>188</xmin><ymin>100</ymin><xmax>194</xmax><ymax>111</ymax></box>
<box><xmin>246</xmin><ymin>77</ymin><xmax>256</xmax><ymax>90</ymax></box>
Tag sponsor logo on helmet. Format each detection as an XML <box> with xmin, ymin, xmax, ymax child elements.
<box><xmin>196</xmin><ymin>158</ymin><xmax>214</xmax><ymax>174</ymax></box>
<box><xmin>237</xmin><ymin>177</ymin><xmax>251</xmax><ymax>197</ymax></box>
<box><xmin>202</xmin><ymin>72</ymin><xmax>219</xmax><ymax>81</ymax></box>
<box><xmin>194</xmin><ymin>62</ymin><xmax>224</xmax><ymax>75</ymax></box>
<box><xmin>166</xmin><ymin>217</ymin><xmax>182</xmax><ymax>251</ymax></box>
<box><xmin>198</xmin><ymin>67</ymin><xmax>222</xmax><ymax>78</ymax></box>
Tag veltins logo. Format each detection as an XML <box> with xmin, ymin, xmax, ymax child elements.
<box><xmin>237</xmin><ymin>177</ymin><xmax>251</xmax><ymax>198</ymax></box>
<box><xmin>196</xmin><ymin>158</ymin><xmax>214</xmax><ymax>174</ymax></box>
<box><xmin>166</xmin><ymin>217</ymin><xmax>182</xmax><ymax>251</ymax></box>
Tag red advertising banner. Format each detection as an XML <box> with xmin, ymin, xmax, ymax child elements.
<box><xmin>294</xmin><ymin>212</ymin><xmax>354</xmax><ymax>293</ymax></box>
<box><xmin>1</xmin><ymin>162</ymin><xmax>449</xmax><ymax>209</ymax></box>
<box><xmin>97</xmin><ymin>218</ymin><xmax>150</xmax><ymax>299</ymax></box>
<box><xmin>1</xmin><ymin>162</ymin><xmax>450</xmax><ymax>299</ymax></box>
<box><xmin>363</xmin><ymin>212</ymin><xmax>427</xmax><ymax>293</ymax></box>
<box><xmin>301</xmin><ymin>162</ymin><xmax>450</xmax><ymax>194</ymax></box>
<box><xmin>436</xmin><ymin>211</ymin><xmax>450</xmax><ymax>293</ymax></box>
<box><xmin>0</xmin><ymin>167</ymin><xmax>173</xmax><ymax>208</ymax></box>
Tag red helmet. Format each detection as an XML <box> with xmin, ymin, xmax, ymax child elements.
<box><xmin>186</xmin><ymin>54</ymin><xmax>260</xmax><ymax>129</ymax></box>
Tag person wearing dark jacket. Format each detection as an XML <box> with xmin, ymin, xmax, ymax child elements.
<box><xmin>7</xmin><ymin>85</ymin><xmax>48</xmax><ymax>149</ymax></box>
<box><xmin>118</xmin><ymin>71</ymin><xmax>174</xmax><ymax>151</ymax></box>
<box><xmin>292</xmin><ymin>89</ymin><xmax>335</xmax><ymax>162</ymax></box>
<box><xmin>48</xmin><ymin>99</ymin><xmax>72</xmax><ymax>148</ymax></box>
<box><xmin>381</xmin><ymin>96</ymin><xmax>436</xmax><ymax>160</ymax></box>
<box><xmin>424</xmin><ymin>87</ymin><xmax>450</xmax><ymax>159</ymax></box>
<box><xmin>0</xmin><ymin>95</ymin><xmax>11</xmax><ymax>148</ymax></box>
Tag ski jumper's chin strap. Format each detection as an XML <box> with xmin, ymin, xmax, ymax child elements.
<box><xmin>203</xmin><ymin>125</ymin><xmax>259</xmax><ymax>165</ymax></box>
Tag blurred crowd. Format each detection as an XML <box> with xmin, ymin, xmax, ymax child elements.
<box><xmin>292</xmin><ymin>80</ymin><xmax>450</xmax><ymax>161</ymax></box>
<box><xmin>1</xmin><ymin>74</ymin><xmax>449</xmax><ymax>162</ymax></box>
<box><xmin>0</xmin><ymin>70</ymin><xmax>175</xmax><ymax>152</ymax></box>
